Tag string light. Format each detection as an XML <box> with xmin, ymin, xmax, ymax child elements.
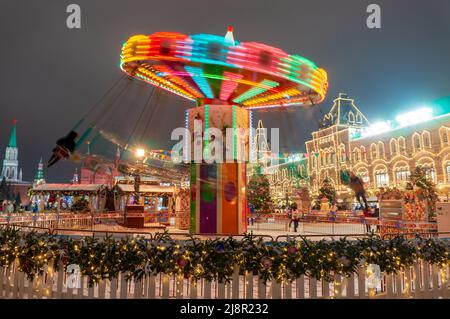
<box><xmin>120</xmin><ymin>29</ymin><xmax>328</xmax><ymax>109</ymax></box>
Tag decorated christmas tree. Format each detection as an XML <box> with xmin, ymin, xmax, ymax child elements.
<box><xmin>0</xmin><ymin>177</ymin><xmax>12</xmax><ymax>201</ymax></box>
<box><xmin>247</xmin><ymin>165</ymin><xmax>272</xmax><ymax>214</ymax></box>
<box><xmin>318</xmin><ymin>177</ymin><xmax>337</xmax><ymax>204</ymax></box>
<box><xmin>15</xmin><ymin>193</ymin><xmax>21</xmax><ymax>206</ymax></box>
<box><xmin>405</xmin><ymin>166</ymin><xmax>438</xmax><ymax>219</ymax></box>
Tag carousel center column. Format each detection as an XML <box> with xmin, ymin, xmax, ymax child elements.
<box><xmin>187</xmin><ymin>104</ymin><xmax>249</xmax><ymax>235</ymax></box>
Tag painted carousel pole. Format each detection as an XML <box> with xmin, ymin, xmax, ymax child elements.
<box><xmin>187</xmin><ymin>103</ymin><xmax>249</xmax><ymax>235</ymax></box>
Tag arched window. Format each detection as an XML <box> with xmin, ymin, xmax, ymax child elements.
<box><xmin>352</xmin><ymin>148</ymin><xmax>358</xmax><ymax>162</ymax></box>
<box><xmin>378</xmin><ymin>142</ymin><xmax>385</xmax><ymax>159</ymax></box>
<box><xmin>298</xmin><ymin>165</ymin><xmax>304</xmax><ymax>178</ymax></box>
<box><xmin>356</xmin><ymin>113</ymin><xmax>362</xmax><ymax>124</ymax></box>
<box><xmin>441</xmin><ymin>127</ymin><xmax>449</xmax><ymax>145</ymax></box>
<box><xmin>413</xmin><ymin>133</ymin><xmax>421</xmax><ymax>151</ymax></box>
<box><xmin>357</xmin><ymin>148</ymin><xmax>362</xmax><ymax>162</ymax></box>
<box><xmin>424</xmin><ymin>166</ymin><xmax>436</xmax><ymax>182</ymax></box>
<box><xmin>360</xmin><ymin>146</ymin><xmax>366</xmax><ymax>161</ymax></box>
<box><xmin>390</xmin><ymin>138</ymin><xmax>398</xmax><ymax>157</ymax></box>
<box><xmin>446</xmin><ymin>162</ymin><xmax>450</xmax><ymax>183</ymax></box>
<box><xmin>340</xmin><ymin>145</ymin><xmax>346</xmax><ymax>162</ymax></box>
<box><xmin>398</xmin><ymin>137</ymin><xmax>406</xmax><ymax>155</ymax></box>
<box><xmin>370</xmin><ymin>144</ymin><xmax>377</xmax><ymax>160</ymax></box>
<box><xmin>357</xmin><ymin>169</ymin><xmax>369</xmax><ymax>183</ymax></box>
<box><xmin>348</xmin><ymin>111</ymin><xmax>355</xmax><ymax>124</ymax></box>
<box><xmin>394</xmin><ymin>166</ymin><xmax>410</xmax><ymax>183</ymax></box>
<box><xmin>418</xmin><ymin>161</ymin><xmax>436</xmax><ymax>182</ymax></box>
<box><xmin>374</xmin><ymin>166</ymin><xmax>389</xmax><ymax>187</ymax></box>
<box><xmin>422</xmin><ymin>131</ymin><xmax>431</xmax><ymax>148</ymax></box>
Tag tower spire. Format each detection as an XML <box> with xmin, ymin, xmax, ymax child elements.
<box><xmin>224</xmin><ymin>26</ymin><xmax>235</xmax><ymax>45</ymax></box>
<box><xmin>34</xmin><ymin>157</ymin><xmax>45</xmax><ymax>185</ymax></box>
<box><xmin>71</xmin><ymin>168</ymin><xmax>79</xmax><ymax>184</ymax></box>
<box><xmin>8</xmin><ymin>119</ymin><xmax>17</xmax><ymax>148</ymax></box>
<box><xmin>2</xmin><ymin>119</ymin><xmax>19</xmax><ymax>181</ymax></box>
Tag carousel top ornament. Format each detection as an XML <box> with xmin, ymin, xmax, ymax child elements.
<box><xmin>120</xmin><ymin>26</ymin><xmax>328</xmax><ymax>109</ymax></box>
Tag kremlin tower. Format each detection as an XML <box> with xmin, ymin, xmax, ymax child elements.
<box><xmin>1</xmin><ymin>119</ymin><xmax>32</xmax><ymax>205</ymax></box>
<box><xmin>33</xmin><ymin>157</ymin><xmax>45</xmax><ymax>186</ymax></box>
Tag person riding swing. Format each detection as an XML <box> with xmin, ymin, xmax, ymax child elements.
<box><xmin>340</xmin><ymin>169</ymin><xmax>373</xmax><ymax>232</ymax></box>
<box><xmin>47</xmin><ymin>131</ymin><xmax>78</xmax><ymax>167</ymax></box>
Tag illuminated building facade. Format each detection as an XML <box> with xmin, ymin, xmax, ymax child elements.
<box><xmin>265</xmin><ymin>93</ymin><xmax>450</xmax><ymax>203</ymax></box>
<box><xmin>305</xmin><ymin>93</ymin><xmax>370</xmax><ymax>194</ymax></box>
<box><xmin>249</xmin><ymin>120</ymin><xmax>309</xmax><ymax>203</ymax></box>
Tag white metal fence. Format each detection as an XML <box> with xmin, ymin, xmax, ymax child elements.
<box><xmin>0</xmin><ymin>260</ymin><xmax>448</xmax><ymax>299</ymax></box>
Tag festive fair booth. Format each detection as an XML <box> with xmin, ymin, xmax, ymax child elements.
<box><xmin>294</xmin><ymin>188</ymin><xmax>312</xmax><ymax>215</ymax></box>
<box><xmin>29</xmin><ymin>184</ymin><xmax>107</xmax><ymax>213</ymax></box>
<box><xmin>377</xmin><ymin>187</ymin><xmax>438</xmax><ymax>237</ymax></box>
<box><xmin>113</xmin><ymin>183</ymin><xmax>180</xmax><ymax>228</ymax></box>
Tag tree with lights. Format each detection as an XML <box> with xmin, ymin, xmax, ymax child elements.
<box><xmin>318</xmin><ymin>177</ymin><xmax>336</xmax><ymax>204</ymax></box>
<box><xmin>247</xmin><ymin>165</ymin><xmax>273</xmax><ymax>214</ymax></box>
<box><xmin>14</xmin><ymin>192</ymin><xmax>21</xmax><ymax>206</ymax></box>
<box><xmin>405</xmin><ymin>166</ymin><xmax>438</xmax><ymax>220</ymax></box>
<box><xmin>0</xmin><ymin>177</ymin><xmax>12</xmax><ymax>201</ymax></box>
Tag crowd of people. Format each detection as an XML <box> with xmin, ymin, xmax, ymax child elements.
<box><xmin>248</xmin><ymin>198</ymin><xmax>380</xmax><ymax>233</ymax></box>
<box><xmin>0</xmin><ymin>200</ymin><xmax>16</xmax><ymax>214</ymax></box>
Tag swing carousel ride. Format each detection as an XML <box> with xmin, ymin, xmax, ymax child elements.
<box><xmin>48</xmin><ymin>27</ymin><xmax>328</xmax><ymax>235</ymax></box>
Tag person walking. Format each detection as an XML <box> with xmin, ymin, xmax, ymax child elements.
<box><xmin>286</xmin><ymin>206</ymin><xmax>292</xmax><ymax>228</ymax></box>
<box><xmin>6</xmin><ymin>201</ymin><xmax>14</xmax><ymax>214</ymax></box>
<box><xmin>330</xmin><ymin>203</ymin><xmax>338</xmax><ymax>219</ymax></box>
<box><xmin>292</xmin><ymin>206</ymin><xmax>300</xmax><ymax>233</ymax></box>
<box><xmin>363</xmin><ymin>206</ymin><xmax>373</xmax><ymax>232</ymax></box>
<box><xmin>32</xmin><ymin>202</ymin><xmax>39</xmax><ymax>213</ymax></box>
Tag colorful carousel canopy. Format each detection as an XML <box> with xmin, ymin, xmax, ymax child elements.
<box><xmin>120</xmin><ymin>27</ymin><xmax>328</xmax><ymax>109</ymax></box>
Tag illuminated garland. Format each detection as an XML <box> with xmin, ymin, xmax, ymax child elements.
<box><xmin>0</xmin><ymin>229</ymin><xmax>448</xmax><ymax>287</ymax></box>
<box><xmin>120</xmin><ymin>30</ymin><xmax>328</xmax><ymax>108</ymax></box>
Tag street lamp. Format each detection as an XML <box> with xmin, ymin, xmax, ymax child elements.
<box><xmin>135</xmin><ymin>148</ymin><xmax>146</xmax><ymax>159</ymax></box>
<box><xmin>133</xmin><ymin>148</ymin><xmax>146</xmax><ymax>205</ymax></box>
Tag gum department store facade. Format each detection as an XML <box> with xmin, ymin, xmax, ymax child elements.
<box><xmin>264</xmin><ymin>93</ymin><xmax>450</xmax><ymax>204</ymax></box>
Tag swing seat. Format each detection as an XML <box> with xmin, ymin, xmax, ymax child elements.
<box><xmin>55</xmin><ymin>145</ymin><xmax>71</xmax><ymax>159</ymax></box>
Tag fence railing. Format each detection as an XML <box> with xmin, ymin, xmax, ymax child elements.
<box><xmin>0</xmin><ymin>211</ymin><xmax>181</xmax><ymax>231</ymax></box>
<box><xmin>0</xmin><ymin>260</ymin><xmax>448</xmax><ymax>299</ymax></box>
<box><xmin>247</xmin><ymin>214</ymin><xmax>438</xmax><ymax>237</ymax></box>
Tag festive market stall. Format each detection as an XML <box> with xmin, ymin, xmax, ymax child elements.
<box><xmin>377</xmin><ymin>187</ymin><xmax>437</xmax><ymax>237</ymax></box>
<box><xmin>29</xmin><ymin>183</ymin><xmax>107</xmax><ymax>213</ymax></box>
<box><xmin>294</xmin><ymin>187</ymin><xmax>312</xmax><ymax>215</ymax></box>
<box><xmin>112</xmin><ymin>183</ymin><xmax>176</xmax><ymax>228</ymax></box>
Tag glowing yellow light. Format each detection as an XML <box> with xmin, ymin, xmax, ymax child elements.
<box><xmin>135</xmin><ymin>148</ymin><xmax>146</xmax><ymax>158</ymax></box>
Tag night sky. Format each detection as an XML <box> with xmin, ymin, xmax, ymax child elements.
<box><xmin>1</xmin><ymin>0</ymin><xmax>449</xmax><ymax>182</ymax></box>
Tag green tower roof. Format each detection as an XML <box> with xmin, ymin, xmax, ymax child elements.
<box><xmin>34</xmin><ymin>157</ymin><xmax>44</xmax><ymax>182</ymax></box>
<box><xmin>8</xmin><ymin>119</ymin><xmax>17</xmax><ymax>148</ymax></box>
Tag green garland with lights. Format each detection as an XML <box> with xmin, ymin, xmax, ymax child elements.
<box><xmin>0</xmin><ymin>228</ymin><xmax>448</xmax><ymax>287</ymax></box>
